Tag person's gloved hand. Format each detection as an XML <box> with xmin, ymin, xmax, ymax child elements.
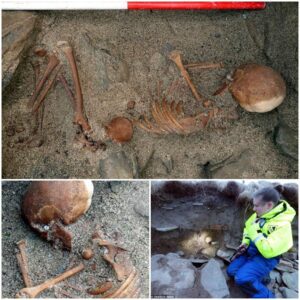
<box><xmin>230</xmin><ymin>243</ymin><xmax>248</xmax><ymax>261</ymax></box>
<box><xmin>237</xmin><ymin>243</ymin><xmax>248</xmax><ymax>254</ymax></box>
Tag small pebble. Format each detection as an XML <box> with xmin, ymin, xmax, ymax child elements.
<box><xmin>127</xmin><ymin>100</ymin><xmax>136</xmax><ymax>109</ymax></box>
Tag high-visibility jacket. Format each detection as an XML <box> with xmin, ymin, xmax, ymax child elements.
<box><xmin>242</xmin><ymin>200</ymin><xmax>296</xmax><ymax>259</ymax></box>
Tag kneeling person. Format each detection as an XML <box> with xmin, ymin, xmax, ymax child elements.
<box><xmin>227</xmin><ymin>187</ymin><xmax>296</xmax><ymax>298</ymax></box>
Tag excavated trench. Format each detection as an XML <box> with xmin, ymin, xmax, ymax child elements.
<box><xmin>152</xmin><ymin>182</ymin><xmax>246</xmax><ymax>257</ymax></box>
<box><xmin>2</xmin><ymin>3</ymin><xmax>298</xmax><ymax>179</ymax></box>
<box><xmin>151</xmin><ymin>181</ymin><xmax>298</xmax><ymax>298</ymax></box>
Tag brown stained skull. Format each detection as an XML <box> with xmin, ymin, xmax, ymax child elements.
<box><xmin>228</xmin><ymin>64</ymin><xmax>286</xmax><ymax>113</ymax></box>
<box><xmin>22</xmin><ymin>181</ymin><xmax>93</xmax><ymax>250</ymax></box>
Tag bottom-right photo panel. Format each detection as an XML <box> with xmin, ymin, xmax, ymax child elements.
<box><xmin>151</xmin><ymin>180</ymin><xmax>298</xmax><ymax>298</ymax></box>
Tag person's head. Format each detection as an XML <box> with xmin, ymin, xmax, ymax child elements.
<box><xmin>252</xmin><ymin>187</ymin><xmax>280</xmax><ymax>217</ymax></box>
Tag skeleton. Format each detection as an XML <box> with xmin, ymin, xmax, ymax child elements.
<box><xmin>133</xmin><ymin>51</ymin><xmax>238</xmax><ymax>135</ymax></box>
<box><xmin>25</xmin><ymin>41</ymin><xmax>106</xmax><ymax>151</ymax></box>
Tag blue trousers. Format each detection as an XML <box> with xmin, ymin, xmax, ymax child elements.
<box><xmin>227</xmin><ymin>251</ymin><xmax>279</xmax><ymax>298</ymax></box>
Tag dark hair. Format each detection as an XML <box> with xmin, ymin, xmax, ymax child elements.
<box><xmin>253</xmin><ymin>187</ymin><xmax>280</xmax><ymax>205</ymax></box>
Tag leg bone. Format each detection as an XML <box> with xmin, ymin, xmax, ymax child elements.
<box><xmin>16</xmin><ymin>263</ymin><xmax>84</xmax><ymax>298</ymax></box>
<box><xmin>16</xmin><ymin>240</ymin><xmax>32</xmax><ymax>288</ymax></box>
<box><xmin>28</xmin><ymin>54</ymin><xmax>60</xmax><ymax>108</ymax></box>
<box><xmin>57</xmin><ymin>41</ymin><xmax>91</xmax><ymax>134</ymax></box>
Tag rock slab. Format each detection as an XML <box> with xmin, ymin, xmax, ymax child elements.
<box><xmin>200</xmin><ymin>258</ymin><xmax>230</xmax><ymax>298</ymax></box>
<box><xmin>282</xmin><ymin>271</ymin><xmax>298</xmax><ymax>292</ymax></box>
<box><xmin>2</xmin><ymin>11</ymin><xmax>38</xmax><ymax>90</ymax></box>
<box><xmin>151</xmin><ymin>253</ymin><xmax>199</xmax><ymax>298</ymax></box>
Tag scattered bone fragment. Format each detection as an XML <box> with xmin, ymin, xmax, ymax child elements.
<box><xmin>16</xmin><ymin>263</ymin><xmax>84</xmax><ymax>298</ymax></box>
<box><xmin>87</xmin><ymin>281</ymin><xmax>113</xmax><ymax>295</ymax></box>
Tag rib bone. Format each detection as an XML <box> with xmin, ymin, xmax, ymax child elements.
<box><xmin>57</xmin><ymin>41</ymin><xmax>91</xmax><ymax>134</ymax></box>
<box><xmin>16</xmin><ymin>263</ymin><xmax>84</xmax><ymax>298</ymax></box>
<box><xmin>103</xmin><ymin>269</ymin><xmax>140</xmax><ymax>298</ymax></box>
<box><xmin>169</xmin><ymin>50</ymin><xmax>203</xmax><ymax>102</ymax></box>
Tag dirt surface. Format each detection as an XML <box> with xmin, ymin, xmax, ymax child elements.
<box><xmin>2</xmin><ymin>3</ymin><xmax>298</xmax><ymax>179</ymax></box>
<box><xmin>1</xmin><ymin>181</ymin><xmax>149</xmax><ymax>298</ymax></box>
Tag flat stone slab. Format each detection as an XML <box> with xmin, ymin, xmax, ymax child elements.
<box><xmin>200</xmin><ymin>258</ymin><xmax>230</xmax><ymax>298</ymax></box>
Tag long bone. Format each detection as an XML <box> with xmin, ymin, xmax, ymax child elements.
<box><xmin>32</xmin><ymin>64</ymin><xmax>62</xmax><ymax>113</ymax></box>
<box><xmin>28</xmin><ymin>54</ymin><xmax>60</xmax><ymax>108</ymax></box>
<box><xmin>16</xmin><ymin>240</ymin><xmax>32</xmax><ymax>288</ymax></box>
<box><xmin>16</xmin><ymin>263</ymin><xmax>84</xmax><ymax>298</ymax></box>
<box><xmin>57</xmin><ymin>41</ymin><xmax>92</xmax><ymax>134</ymax></box>
<box><xmin>169</xmin><ymin>50</ymin><xmax>203</xmax><ymax>102</ymax></box>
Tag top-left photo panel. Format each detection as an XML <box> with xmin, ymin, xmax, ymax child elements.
<box><xmin>2</xmin><ymin>4</ymin><xmax>297</xmax><ymax>179</ymax></box>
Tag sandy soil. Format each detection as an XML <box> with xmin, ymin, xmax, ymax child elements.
<box><xmin>2</xmin><ymin>3</ymin><xmax>298</xmax><ymax>179</ymax></box>
<box><xmin>1</xmin><ymin>181</ymin><xmax>149</xmax><ymax>298</ymax></box>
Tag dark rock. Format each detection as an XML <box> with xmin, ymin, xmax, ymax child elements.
<box><xmin>99</xmin><ymin>150</ymin><xmax>138</xmax><ymax>179</ymax></box>
<box><xmin>222</xmin><ymin>181</ymin><xmax>243</xmax><ymax>200</ymax></box>
<box><xmin>200</xmin><ymin>258</ymin><xmax>230</xmax><ymax>298</ymax></box>
<box><xmin>2</xmin><ymin>11</ymin><xmax>38</xmax><ymax>90</ymax></box>
<box><xmin>273</xmin><ymin>122</ymin><xmax>298</xmax><ymax>160</ymax></box>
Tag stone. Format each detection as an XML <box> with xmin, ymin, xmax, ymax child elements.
<box><xmin>282</xmin><ymin>271</ymin><xmax>298</xmax><ymax>292</ymax></box>
<box><xmin>151</xmin><ymin>253</ymin><xmax>199</xmax><ymax>298</ymax></box>
<box><xmin>200</xmin><ymin>258</ymin><xmax>230</xmax><ymax>298</ymax></box>
<box><xmin>270</xmin><ymin>270</ymin><xmax>282</xmax><ymax>285</ymax></box>
<box><xmin>149</xmin><ymin>52</ymin><xmax>168</xmax><ymax>72</ymax></box>
<box><xmin>134</xmin><ymin>200</ymin><xmax>149</xmax><ymax>218</ymax></box>
<box><xmin>217</xmin><ymin>248</ymin><xmax>235</xmax><ymax>262</ymax></box>
<box><xmin>99</xmin><ymin>150</ymin><xmax>138</xmax><ymax>179</ymax></box>
<box><xmin>215</xmin><ymin>258</ymin><xmax>225</xmax><ymax>268</ymax></box>
<box><xmin>273</xmin><ymin>121</ymin><xmax>298</xmax><ymax>160</ymax></box>
<box><xmin>155</xmin><ymin>225</ymin><xmax>179</xmax><ymax>232</ymax></box>
<box><xmin>2</xmin><ymin>11</ymin><xmax>38</xmax><ymax>90</ymax></box>
<box><xmin>280</xmin><ymin>287</ymin><xmax>298</xmax><ymax>298</ymax></box>
<box><xmin>193</xmin><ymin>202</ymin><xmax>204</xmax><ymax>206</ymax></box>
<box><xmin>275</xmin><ymin>260</ymin><xmax>295</xmax><ymax>273</ymax></box>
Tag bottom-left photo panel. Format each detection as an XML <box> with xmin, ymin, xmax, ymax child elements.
<box><xmin>2</xmin><ymin>180</ymin><xmax>149</xmax><ymax>298</ymax></box>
